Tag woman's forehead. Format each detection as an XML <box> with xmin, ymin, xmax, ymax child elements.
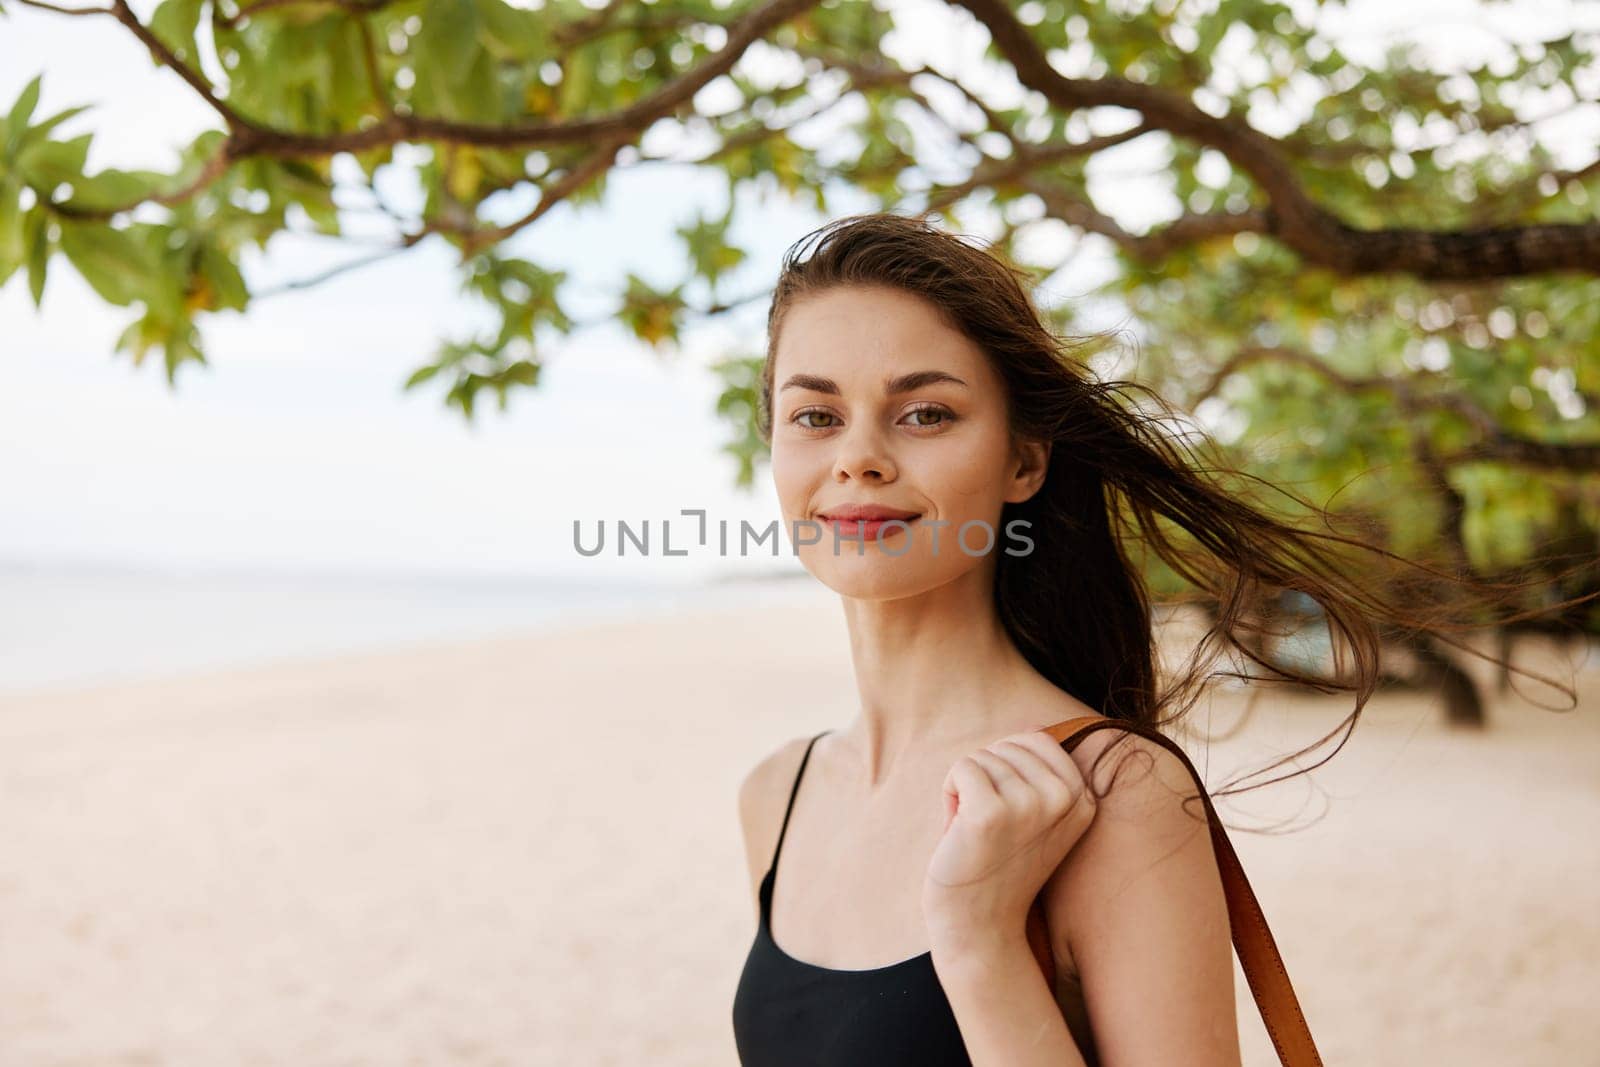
<box><xmin>773</xmin><ymin>288</ymin><xmax>988</xmax><ymax>384</ymax></box>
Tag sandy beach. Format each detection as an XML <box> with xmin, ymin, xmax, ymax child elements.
<box><xmin>1</xmin><ymin>579</ymin><xmax>1595</xmax><ymax>1066</ymax></box>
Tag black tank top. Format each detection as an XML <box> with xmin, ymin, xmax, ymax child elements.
<box><xmin>731</xmin><ymin>730</ymin><xmax>972</xmax><ymax>1065</ymax></box>
<box><xmin>731</xmin><ymin>730</ymin><xmax>1102</xmax><ymax>1066</ymax></box>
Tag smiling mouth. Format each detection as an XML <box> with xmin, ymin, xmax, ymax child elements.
<box><xmin>816</xmin><ymin>514</ymin><xmax>922</xmax><ymax>535</ymax></box>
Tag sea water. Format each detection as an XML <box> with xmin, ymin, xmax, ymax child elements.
<box><xmin>0</xmin><ymin>560</ymin><xmax>808</xmax><ymax>694</ymax></box>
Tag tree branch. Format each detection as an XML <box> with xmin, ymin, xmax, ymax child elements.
<box><xmin>15</xmin><ymin>0</ymin><xmax>111</xmax><ymax>13</ymax></box>
<box><xmin>109</xmin><ymin>0</ymin><xmax>253</xmax><ymax>129</ymax></box>
<box><xmin>469</xmin><ymin>129</ymin><xmax>636</xmax><ymax>253</ymax></box>
<box><xmin>214</xmin><ymin>0</ymin><xmax>391</xmax><ymax>30</ymax></box>
<box><xmin>32</xmin><ymin>0</ymin><xmax>822</xmax><ymax>223</ymax></box>
<box><xmin>225</xmin><ymin>0</ymin><xmax>822</xmax><ymax>156</ymax></box>
<box><xmin>1021</xmin><ymin>175</ymin><xmax>1267</xmax><ymax>262</ymax></box>
<box><xmin>1197</xmin><ymin>345</ymin><xmax>1600</xmax><ymax>473</ymax></box>
<box><xmin>949</xmin><ymin>0</ymin><xmax>1600</xmax><ymax>279</ymax></box>
<box><xmin>67</xmin><ymin>0</ymin><xmax>822</xmax><ymax>163</ymax></box>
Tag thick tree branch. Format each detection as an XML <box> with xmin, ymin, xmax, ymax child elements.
<box><xmin>950</xmin><ymin>0</ymin><xmax>1600</xmax><ymax>279</ymax></box>
<box><xmin>1197</xmin><ymin>345</ymin><xmax>1600</xmax><ymax>473</ymax></box>
<box><xmin>1443</xmin><ymin>437</ymin><xmax>1600</xmax><ymax>471</ymax></box>
<box><xmin>1021</xmin><ymin>175</ymin><xmax>1267</xmax><ymax>262</ymax></box>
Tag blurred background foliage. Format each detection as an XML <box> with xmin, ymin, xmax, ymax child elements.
<box><xmin>2</xmin><ymin>0</ymin><xmax>1597</xmax><ymax>659</ymax></box>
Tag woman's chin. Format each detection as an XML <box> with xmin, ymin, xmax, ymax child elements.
<box><xmin>800</xmin><ymin>550</ymin><xmax>949</xmax><ymax>600</ymax></box>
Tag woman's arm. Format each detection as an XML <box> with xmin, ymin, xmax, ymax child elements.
<box><xmin>1051</xmin><ymin>732</ymin><xmax>1240</xmax><ymax>1066</ymax></box>
<box><xmin>933</xmin><ymin>934</ymin><xmax>1092</xmax><ymax>1065</ymax></box>
<box><xmin>930</xmin><ymin>730</ymin><xmax>1239</xmax><ymax>1067</ymax></box>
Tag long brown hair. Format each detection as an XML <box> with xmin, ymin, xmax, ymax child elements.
<box><xmin>758</xmin><ymin>210</ymin><xmax>1591</xmax><ymax>802</ymax></box>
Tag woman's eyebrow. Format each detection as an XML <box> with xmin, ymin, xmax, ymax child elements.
<box><xmin>778</xmin><ymin>370</ymin><xmax>969</xmax><ymax>395</ymax></box>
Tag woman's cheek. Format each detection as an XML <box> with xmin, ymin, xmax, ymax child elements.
<box><xmin>921</xmin><ymin>442</ymin><xmax>1004</xmax><ymax>514</ymax></box>
<box><xmin>768</xmin><ymin>448</ymin><xmax>809</xmax><ymax>521</ymax></box>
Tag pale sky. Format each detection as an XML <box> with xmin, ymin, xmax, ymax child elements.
<box><xmin>0</xmin><ymin>0</ymin><xmax>1592</xmax><ymax>581</ymax></box>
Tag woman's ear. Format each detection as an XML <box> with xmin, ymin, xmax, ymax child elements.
<box><xmin>1005</xmin><ymin>436</ymin><xmax>1051</xmax><ymax>504</ymax></box>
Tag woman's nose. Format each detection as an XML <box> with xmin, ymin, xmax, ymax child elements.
<box><xmin>831</xmin><ymin>421</ymin><xmax>897</xmax><ymax>483</ymax></box>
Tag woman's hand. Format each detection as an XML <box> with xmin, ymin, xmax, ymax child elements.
<box><xmin>922</xmin><ymin>727</ymin><xmax>1097</xmax><ymax>959</ymax></box>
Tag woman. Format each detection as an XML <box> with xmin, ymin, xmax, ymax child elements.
<box><xmin>729</xmin><ymin>211</ymin><xmax>1561</xmax><ymax>1066</ymax></box>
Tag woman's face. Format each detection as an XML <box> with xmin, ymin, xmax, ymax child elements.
<box><xmin>768</xmin><ymin>284</ymin><xmax>1048</xmax><ymax>600</ymax></box>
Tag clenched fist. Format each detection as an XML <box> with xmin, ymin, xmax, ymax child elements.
<box><xmin>922</xmin><ymin>727</ymin><xmax>1097</xmax><ymax>956</ymax></box>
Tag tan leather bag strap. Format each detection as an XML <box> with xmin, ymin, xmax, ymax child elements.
<box><xmin>1024</xmin><ymin>715</ymin><xmax>1325</xmax><ymax>1067</ymax></box>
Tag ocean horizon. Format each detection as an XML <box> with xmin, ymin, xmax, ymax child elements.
<box><xmin>0</xmin><ymin>558</ymin><xmax>814</xmax><ymax>695</ymax></box>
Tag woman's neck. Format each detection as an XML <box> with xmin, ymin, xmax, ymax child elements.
<box><xmin>835</xmin><ymin>572</ymin><xmax>1057</xmax><ymax>787</ymax></box>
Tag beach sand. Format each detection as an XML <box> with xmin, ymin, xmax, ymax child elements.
<box><xmin>1</xmin><ymin>580</ymin><xmax>1595</xmax><ymax>1066</ymax></box>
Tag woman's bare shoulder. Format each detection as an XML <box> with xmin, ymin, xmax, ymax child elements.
<box><xmin>1042</xmin><ymin>721</ymin><xmax>1213</xmax><ymax>974</ymax></box>
<box><xmin>1042</xmin><ymin>724</ymin><xmax>1234</xmax><ymax>1059</ymax></box>
<box><xmin>1069</xmin><ymin>725</ymin><xmax>1203</xmax><ymax>815</ymax></box>
<box><xmin>735</xmin><ymin>734</ymin><xmax>821</xmax><ymax>899</ymax></box>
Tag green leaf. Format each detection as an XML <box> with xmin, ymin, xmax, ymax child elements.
<box><xmin>197</xmin><ymin>242</ymin><xmax>248</xmax><ymax>311</ymax></box>
<box><xmin>677</xmin><ymin>208</ymin><xmax>747</xmax><ymax>294</ymax></box>
<box><xmin>113</xmin><ymin>307</ymin><xmax>194</xmax><ymax>372</ymax></box>
<box><xmin>0</xmin><ymin>178</ymin><xmax>19</xmax><ymax>281</ymax></box>
<box><xmin>325</xmin><ymin>20</ymin><xmax>371</xmax><ymax>124</ymax></box>
<box><xmin>472</xmin><ymin>0</ymin><xmax>547</xmax><ymax>61</ymax></box>
<box><xmin>559</xmin><ymin>45</ymin><xmax>594</xmax><ymax>116</ymax></box>
<box><xmin>617</xmin><ymin>271</ymin><xmax>687</xmax><ymax>347</ymax></box>
<box><xmin>262</xmin><ymin>23</ymin><xmax>332</xmax><ymax>87</ymax></box>
<box><xmin>3</xmin><ymin>73</ymin><xmax>42</xmax><ymax>158</ymax></box>
<box><xmin>16</xmin><ymin>132</ymin><xmax>92</xmax><ymax>190</ymax></box>
<box><xmin>495</xmin><ymin>358</ymin><xmax>539</xmax><ymax>388</ymax></box>
<box><xmin>403</xmin><ymin>362</ymin><xmax>443</xmax><ymax>389</ymax></box>
<box><xmin>413</xmin><ymin>0</ymin><xmax>486</xmax><ymax>120</ymax></box>
<box><xmin>23</xmin><ymin>205</ymin><xmax>48</xmax><ymax>307</ymax></box>
<box><xmin>162</xmin><ymin>319</ymin><xmax>206</xmax><ymax>384</ymax></box>
<box><xmin>57</xmin><ymin>219</ymin><xmax>158</xmax><ymax>306</ymax></box>
<box><xmin>149</xmin><ymin>0</ymin><xmax>205</xmax><ymax>67</ymax></box>
<box><xmin>16</xmin><ymin>103</ymin><xmax>93</xmax><ymax>150</ymax></box>
<box><xmin>62</xmin><ymin>168</ymin><xmax>171</xmax><ymax>213</ymax></box>
<box><xmin>446</xmin><ymin>372</ymin><xmax>481</xmax><ymax>419</ymax></box>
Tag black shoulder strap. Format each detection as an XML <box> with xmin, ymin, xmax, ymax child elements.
<box><xmin>770</xmin><ymin>731</ymin><xmax>827</xmax><ymax>869</ymax></box>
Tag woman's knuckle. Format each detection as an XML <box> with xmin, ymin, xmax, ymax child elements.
<box><xmin>1046</xmin><ymin>788</ymin><xmax>1074</xmax><ymax>815</ymax></box>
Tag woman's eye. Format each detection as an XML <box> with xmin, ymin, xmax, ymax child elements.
<box><xmin>902</xmin><ymin>405</ymin><xmax>955</xmax><ymax>428</ymax></box>
<box><xmin>792</xmin><ymin>409</ymin><xmax>838</xmax><ymax>429</ymax></box>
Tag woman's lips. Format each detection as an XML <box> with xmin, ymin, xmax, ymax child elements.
<box><xmin>820</xmin><ymin>515</ymin><xmax>921</xmax><ymax>540</ymax></box>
